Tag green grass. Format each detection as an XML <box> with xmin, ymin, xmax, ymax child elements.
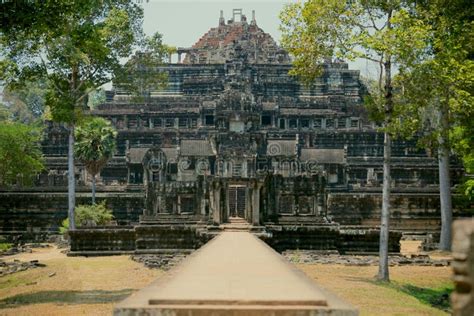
<box><xmin>0</xmin><ymin>243</ymin><xmax>12</xmax><ymax>251</ymax></box>
<box><xmin>380</xmin><ymin>281</ymin><xmax>453</xmax><ymax>313</ymax></box>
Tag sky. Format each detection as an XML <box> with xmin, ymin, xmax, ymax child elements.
<box><xmin>139</xmin><ymin>0</ymin><xmax>379</xmax><ymax>77</ymax></box>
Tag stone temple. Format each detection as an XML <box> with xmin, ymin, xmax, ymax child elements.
<box><xmin>0</xmin><ymin>9</ymin><xmax>468</xmax><ymax>253</ymax></box>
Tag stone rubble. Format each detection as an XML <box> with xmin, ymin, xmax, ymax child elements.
<box><xmin>0</xmin><ymin>259</ymin><xmax>47</xmax><ymax>276</ymax></box>
<box><xmin>131</xmin><ymin>254</ymin><xmax>188</xmax><ymax>270</ymax></box>
<box><xmin>283</xmin><ymin>250</ymin><xmax>450</xmax><ymax>267</ymax></box>
<box><xmin>0</xmin><ymin>243</ymin><xmax>51</xmax><ymax>257</ymax></box>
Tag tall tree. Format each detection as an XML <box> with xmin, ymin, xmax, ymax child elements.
<box><xmin>393</xmin><ymin>0</ymin><xmax>473</xmax><ymax>250</ymax></box>
<box><xmin>280</xmin><ymin>0</ymin><xmax>428</xmax><ymax>281</ymax></box>
<box><xmin>75</xmin><ymin>117</ymin><xmax>117</xmax><ymax>204</ymax></box>
<box><xmin>1</xmin><ymin>1</ymin><xmax>149</xmax><ymax>230</ymax></box>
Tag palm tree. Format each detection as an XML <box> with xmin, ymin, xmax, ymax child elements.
<box><xmin>75</xmin><ymin>117</ymin><xmax>117</xmax><ymax>204</ymax></box>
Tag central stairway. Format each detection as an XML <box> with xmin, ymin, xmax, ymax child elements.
<box><xmin>220</xmin><ymin>217</ymin><xmax>251</xmax><ymax>232</ymax></box>
<box><xmin>115</xmin><ymin>232</ymin><xmax>357</xmax><ymax>315</ymax></box>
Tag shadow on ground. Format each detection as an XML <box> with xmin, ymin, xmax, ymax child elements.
<box><xmin>343</xmin><ymin>275</ymin><xmax>452</xmax><ymax>312</ymax></box>
<box><xmin>0</xmin><ymin>289</ymin><xmax>134</xmax><ymax>308</ymax></box>
<box><xmin>398</xmin><ymin>284</ymin><xmax>452</xmax><ymax>312</ymax></box>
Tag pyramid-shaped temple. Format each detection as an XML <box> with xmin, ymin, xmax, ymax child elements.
<box><xmin>0</xmin><ymin>9</ymin><xmax>467</xmax><ymax>253</ymax></box>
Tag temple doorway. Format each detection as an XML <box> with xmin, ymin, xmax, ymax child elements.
<box><xmin>228</xmin><ymin>185</ymin><xmax>246</xmax><ymax>218</ymax></box>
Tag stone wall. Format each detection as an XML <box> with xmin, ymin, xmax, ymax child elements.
<box><xmin>69</xmin><ymin>227</ymin><xmax>136</xmax><ymax>254</ymax></box>
<box><xmin>135</xmin><ymin>225</ymin><xmax>211</xmax><ymax>252</ymax></box>
<box><xmin>0</xmin><ymin>190</ymin><xmax>144</xmax><ymax>241</ymax></box>
<box><xmin>263</xmin><ymin>224</ymin><xmax>401</xmax><ymax>253</ymax></box>
<box><xmin>68</xmin><ymin>225</ymin><xmax>213</xmax><ymax>256</ymax></box>
<box><xmin>327</xmin><ymin>192</ymin><xmax>471</xmax><ymax>233</ymax></box>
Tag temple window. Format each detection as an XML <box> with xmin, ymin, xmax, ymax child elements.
<box><xmin>205</xmin><ymin>115</ymin><xmax>215</xmax><ymax>125</ymax></box>
<box><xmin>314</xmin><ymin>119</ymin><xmax>322</xmax><ymax>128</ymax></box>
<box><xmin>338</xmin><ymin>118</ymin><xmax>346</xmax><ymax>128</ymax></box>
<box><xmin>178</xmin><ymin>118</ymin><xmax>188</xmax><ymax>128</ymax></box>
<box><xmin>233</xmin><ymin>162</ymin><xmax>242</xmax><ymax>177</ymax></box>
<box><xmin>128</xmin><ymin>166</ymin><xmax>143</xmax><ymax>184</ymax></box>
<box><xmin>128</xmin><ymin>117</ymin><xmax>138</xmax><ymax>129</ymax></box>
<box><xmin>279</xmin><ymin>118</ymin><xmax>286</xmax><ymax>129</ymax></box>
<box><xmin>261</xmin><ymin>115</ymin><xmax>272</xmax><ymax>126</ymax></box>
<box><xmin>301</xmin><ymin>119</ymin><xmax>310</xmax><ymax>129</ymax></box>
<box><xmin>153</xmin><ymin>117</ymin><xmax>162</xmax><ymax>127</ymax></box>
<box><xmin>289</xmin><ymin>119</ymin><xmax>298</xmax><ymax>129</ymax></box>
<box><xmin>326</xmin><ymin>119</ymin><xmax>334</xmax><ymax>129</ymax></box>
<box><xmin>179</xmin><ymin>196</ymin><xmax>195</xmax><ymax>214</ymax></box>
<box><xmin>279</xmin><ymin>195</ymin><xmax>294</xmax><ymax>214</ymax></box>
<box><xmin>165</xmin><ymin>118</ymin><xmax>174</xmax><ymax>128</ymax></box>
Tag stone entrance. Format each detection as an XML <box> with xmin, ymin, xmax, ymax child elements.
<box><xmin>228</xmin><ymin>185</ymin><xmax>246</xmax><ymax>218</ymax></box>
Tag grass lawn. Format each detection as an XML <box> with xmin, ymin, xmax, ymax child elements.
<box><xmin>298</xmin><ymin>264</ymin><xmax>452</xmax><ymax>315</ymax></box>
<box><xmin>0</xmin><ymin>242</ymin><xmax>453</xmax><ymax>315</ymax></box>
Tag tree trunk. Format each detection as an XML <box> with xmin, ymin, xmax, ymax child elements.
<box><xmin>92</xmin><ymin>174</ymin><xmax>96</xmax><ymax>205</ymax></box>
<box><xmin>438</xmin><ymin>102</ymin><xmax>452</xmax><ymax>251</ymax></box>
<box><xmin>378</xmin><ymin>13</ymin><xmax>393</xmax><ymax>281</ymax></box>
<box><xmin>68</xmin><ymin>124</ymin><xmax>76</xmax><ymax>230</ymax></box>
<box><xmin>378</xmin><ymin>131</ymin><xmax>391</xmax><ymax>281</ymax></box>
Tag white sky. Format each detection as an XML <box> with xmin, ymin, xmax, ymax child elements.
<box><xmin>140</xmin><ymin>0</ymin><xmax>379</xmax><ymax>78</ymax></box>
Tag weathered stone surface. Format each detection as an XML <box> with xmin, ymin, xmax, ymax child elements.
<box><xmin>131</xmin><ymin>254</ymin><xmax>188</xmax><ymax>270</ymax></box>
<box><xmin>451</xmin><ymin>219</ymin><xmax>474</xmax><ymax>316</ymax></box>
<box><xmin>283</xmin><ymin>251</ymin><xmax>450</xmax><ymax>267</ymax></box>
<box><xmin>0</xmin><ymin>259</ymin><xmax>46</xmax><ymax>276</ymax></box>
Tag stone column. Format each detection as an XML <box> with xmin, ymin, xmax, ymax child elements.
<box><xmin>213</xmin><ymin>185</ymin><xmax>221</xmax><ymax>225</ymax></box>
<box><xmin>245</xmin><ymin>186</ymin><xmax>251</xmax><ymax>222</ymax></box>
<box><xmin>252</xmin><ymin>182</ymin><xmax>261</xmax><ymax>226</ymax></box>
<box><xmin>452</xmin><ymin>219</ymin><xmax>474</xmax><ymax>316</ymax></box>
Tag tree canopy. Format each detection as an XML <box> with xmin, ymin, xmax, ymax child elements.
<box><xmin>0</xmin><ymin>122</ymin><xmax>44</xmax><ymax>187</ymax></box>
<box><xmin>75</xmin><ymin>117</ymin><xmax>117</xmax><ymax>176</ymax></box>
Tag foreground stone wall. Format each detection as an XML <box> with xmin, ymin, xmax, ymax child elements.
<box><xmin>327</xmin><ymin>192</ymin><xmax>471</xmax><ymax>233</ymax></box>
<box><xmin>263</xmin><ymin>225</ymin><xmax>401</xmax><ymax>253</ymax></box>
<box><xmin>0</xmin><ymin>190</ymin><xmax>144</xmax><ymax>241</ymax></box>
<box><xmin>68</xmin><ymin>225</ymin><xmax>213</xmax><ymax>256</ymax></box>
<box><xmin>452</xmin><ymin>219</ymin><xmax>474</xmax><ymax>316</ymax></box>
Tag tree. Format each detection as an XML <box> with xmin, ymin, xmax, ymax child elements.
<box><xmin>0</xmin><ymin>122</ymin><xmax>44</xmax><ymax>187</ymax></box>
<box><xmin>1</xmin><ymin>1</ymin><xmax>155</xmax><ymax>230</ymax></box>
<box><xmin>114</xmin><ymin>33</ymin><xmax>174</xmax><ymax>103</ymax></box>
<box><xmin>393</xmin><ymin>0</ymin><xmax>473</xmax><ymax>250</ymax></box>
<box><xmin>1</xmin><ymin>81</ymin><xmax>46</xmax><ymax>124</ymax></box>
<box><xmin>280</xmin><ymin>0</ymin><xmax>428</xmax><ymax>281</ymax></box>
<box><xmin>75</xmin><ymin>117</ymin><xmax>117</xmax><ymax>204</ymax></box>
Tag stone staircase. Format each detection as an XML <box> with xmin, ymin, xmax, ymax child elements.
<box><xmin>220</xmin><ymin>217</ymin><xmax>251</xmax><ymax>232</ymax></box>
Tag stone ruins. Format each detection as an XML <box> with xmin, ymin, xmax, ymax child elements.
<box><xmin>0</xmin><ymin>10</ymin><xmax>469</xmax><ymax>253</ymax></box>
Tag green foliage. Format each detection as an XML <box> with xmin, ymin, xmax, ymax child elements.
<box><xmin>115</xmin><ymin>32</ymin><xmax>173</xmax><ymax>102</ymax></box>
<box><xmin>280</xmin><ymin>1</ymin><xmax>429</xmax><ymax>87</ymax></box>
<box><xmin>0</xmin><ymin>122</ymin><xmax>44</xmax><ymax>187</ymax></box>
<box><xmin>0</xmin><ymin>243</ymin><xmax>13</xmax><ymax>251</ymax></box>
<box><xmin>75</xmin><ymin>117</ymin><xmax>117</xmax><ymax>177</ymax></box>
<box><xmin>60</xmin><ymin>201</ymin><xmax>114</xmax><ymax>233</ymax></box>
<box><xmin>59</xmin><ymin>218</ymin><xmax>69</xmax><ymax>235</ymax></box>
<box><xmin>393</xmin><ymin>0</ymin><xmax>474</xmax><ymax>198</ymax></box>
<box><xmin>0</xmin><ymin>81</ymin><xmax>46</xmax><ymax>124</ymax></box>
<box><xmin>1</xmin><ymin>0</ymin><xmax>145</xmax><ymax>124</ymax></box>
